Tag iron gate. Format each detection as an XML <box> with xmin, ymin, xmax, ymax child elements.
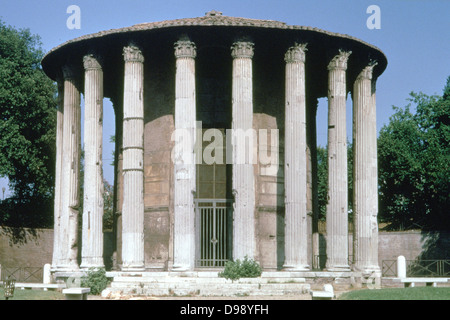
<box><xmin>195</xmin><ymin>199</ymin><xmax>233</xmax><ymax>267</ymax></box>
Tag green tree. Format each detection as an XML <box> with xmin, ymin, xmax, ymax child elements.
<box><xmin>103</xmin><ymin>179</ymin><xmax>114</xmax><ymax>231</ymax></box>
<box><xmin>378</xmin><ymin>77</ymin><xmax>450</xmax><ymax>231</ymax></box>
<box><xmin>0</xmin><ymin>20</ymin><xmax>56</xmax><ymax>227</ymax></box>
<box><xmin>316</xmin><ymin>145</ymin><xmax>327</xmax><ymax>221</ymax></box>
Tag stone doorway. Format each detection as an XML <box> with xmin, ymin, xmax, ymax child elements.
<box><xmin>195</xmin><ymin>128</ymin><xmax>232</xmax><ymax>267</ymax></box>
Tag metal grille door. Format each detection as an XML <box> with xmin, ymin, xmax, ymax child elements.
<box><xmin>195</xmin><ymin>199</ymin><xmax>232</xmax><ymax>267</ymax></box>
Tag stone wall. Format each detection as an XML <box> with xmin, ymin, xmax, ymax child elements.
<box><xmin>143</xmin><ymin>115</ymin><xmax>174</xmax><ymax>269</ymax></box>
<box><xmin>0</xmin><ymin>227</ymin><xmax>53</xmax><ymax>267</ymax></box>
<box><xmin>315</xmin><ymin>230</ymin><xmax>450</xmax><ymax>269</ymax></box>
<box><xmin>1</xmin><ymin>226</ymin><xmax>448</xmax><ymax>271</ymax></box>
<box><xmin>254</xmin><ymin>114</ymin><xmax>284</xmax><ymax>270</ymax></box>
<box><xmin>0</xmin><ymin>227</ymin><xmax>115</xmax><ymax>270</ymax></box>
<box><xmin>378</xmin><ymin>231</ymin><xmax>450</xmax><ymax>261</ymax></box>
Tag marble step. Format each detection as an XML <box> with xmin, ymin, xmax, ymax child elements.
<box><xmin>111</xmin><ymin>276</ymin><xmax>306</xmax><ymax>284</ymax></box>
<box><xmin>111</xmin><ymin>281</ymin><xmax>308</xmax><ymax>290</ymax></box>
<box><xmin>105</xmin><ymin>281</ymin><xmax>310</xmax><ymax>297</ymax></box>
<box><xmin>107</xmin><ymin>274</ymin><xmax>311</xmax><ymax>297</ymax></box>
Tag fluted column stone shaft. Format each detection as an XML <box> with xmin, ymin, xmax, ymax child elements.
<box><xmin>326</xmin><ymin>51</ymin><xmax>351</xmax><ymax>271</ymax></box>
<box><xmin>172</xmin><ymin>40</ymin><xmax>197</xmax><ymax>270</ymax></box>
<box><xmin>121</xmin><ymin>45</ymin><xmax>145</xmax><ymax>271</ymax></box>
<box><xmin>231</xmin><ymin>41</ymin><xmax>256</xmax><ymax>261</ymax></box>
<box><xmin>352</xmin><ymin>63</ymin><xmax>380</xmax><ymax>274</ymax></box>
<box><xmin>59</xmin><ymin>65</ymin><xmax>81</xmax><ymax>270</ymax></box>
<box><xmin>81</xmin><ymin>54</ymin><xmax>105</xmax><ymax>269</ymax></box>
<box><xmin>283</xmin><ymin>43</ymin><xmax>309</xmax><ymax>270</ymax></box>
<box><xmin>52</xmin><ymin>78</ymin><xmax>64</xmax><ymax>270</ymax></box>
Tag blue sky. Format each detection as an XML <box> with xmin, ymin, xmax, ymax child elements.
<box><xmin>0</xmin><ymin>0</ymin><xmax>449</xmax><ymax>194</ymax></box>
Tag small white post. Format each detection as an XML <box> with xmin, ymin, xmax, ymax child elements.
<box><xmin>397</xmin><ymin>255</ymin><xmax>406</xmax><ymax>279</ymax></box>
<box><xmin>43</xmin><ymin>263</ymin><xmax>52</xmax><ymax>284</ymax></box>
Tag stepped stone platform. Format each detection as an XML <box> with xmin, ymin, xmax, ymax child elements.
<box><xmin>100</xmin><ymin>271</ymin><xmax>356</xmax><ymax>298</ymax></box>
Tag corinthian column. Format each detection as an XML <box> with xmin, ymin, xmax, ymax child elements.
<box><xmin>231</xmin><ymin>41</ymin><xmax>256</xmax><ymax>261</ymax></box>
<box><xmin>121</xmin><ymin>45</ymin><xmax>145</xmax><ymax>271</ymax></box>
<box><xmin>172</xmin><ymin>39</ymin><xmax>197</xmax><ymax>270</ymax></box>
<box><xmin>52</xmin><ymin>77</ymin><xmax>64</xmax><ymax>270</ymax></box>
<box><xmin>283</xmin><ymin>43</ymin><xmax>309</xmax><ymax>271</ymax></box>
<box><xmin>60</xmin><ymin>65</ymin><xmax>81</xmax><ymax>270</ymax></box>
<box><xmin>81</xmin><ymin>54</ymin><xmax>104</xmax><ymax>269</ymax></box>
<box><xmin>326</xmin><ymin>50</ymin><xmax>351</xmax><ymax>271</ymax></box>
<box><xmin>352</xmin><ymin>62</ymin><xmax>380</xmax><ymax>274</ymax></box>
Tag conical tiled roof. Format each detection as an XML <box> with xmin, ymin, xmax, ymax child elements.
<box><xmin>43</xmin><ymin>11</ymin><xmax>384</xmax><ymax>60</ymax></box>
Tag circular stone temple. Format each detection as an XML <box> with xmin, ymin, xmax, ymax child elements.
<box><xmin>42</xmin><ymin>11</ymin><xmax>387</xmax><ymax>274</ymax></box>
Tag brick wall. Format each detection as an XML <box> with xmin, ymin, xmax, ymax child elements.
<box><xmin>1</xmin><ymin>226</ymin><xmax>448</xmax><ymax>270</ymax></box>
<box><xmin>0</xmin><ymin>227</ymin><xmax>53</xmax><ymax>268</ymax></box>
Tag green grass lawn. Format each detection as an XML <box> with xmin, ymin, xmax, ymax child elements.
<box><xmin>339</xmin><ymin>287</ymin><xmax>450</xmax><ymax>300</ymax></box>
<box><xmin>0</xmin><ymin>287</ymin><xmax>65</xmax><ymax>300</ymax></box>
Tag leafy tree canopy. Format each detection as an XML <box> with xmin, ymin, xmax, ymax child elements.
<box><xmin>378</xmin><ymin>77</ymin><xmax>450</xmax><ymax>231</ymax></box>
<box><xmin>0</xmin><ymin>20</ymin><xmax>56</xmax><ymax>227</ymax></box>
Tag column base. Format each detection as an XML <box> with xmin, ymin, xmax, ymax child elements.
<box><xmin>282</xmin><ymin>264</ymin><xmax>310</xmax><ymax>272</ymax></box>
<box><xmin>120</xmin><ymin>264</ymin><xmax>145</xmax><ymax>272</ymax></box>
<box><xmin>80</xmin><ymin>262</ymin><xmax>105</xmax><ymax>270</ymax></box>
<box><xmin>326</xmin><ymin>264</ymin><xmax>351</xmax><ymax>272</ymax></box>
<box><xmin>171</xmin><ymin>264</ymin><xmax>193</xmax><ymax>272</ymax></box>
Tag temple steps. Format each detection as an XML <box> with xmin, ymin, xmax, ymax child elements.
<box><xmin>103</xmin><ymin>271</ymin><xmax>311</xmax><ymax>297</ymax></box>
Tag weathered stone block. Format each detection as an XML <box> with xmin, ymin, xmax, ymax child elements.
<box><xmin>144</xmin><ymin>194</ymin><xmax>170</xmax><ymax>207</ymax></box>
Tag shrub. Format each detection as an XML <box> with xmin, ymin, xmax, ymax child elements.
<box><xmin>218</xmin><ymin>256</ymin><xmax>262</xmax><ymax>281</ymax></box>
<box><xmin>80</xmin><ymin>267</ymin><xmax>110</xmax><ymax>295</ymax></box>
